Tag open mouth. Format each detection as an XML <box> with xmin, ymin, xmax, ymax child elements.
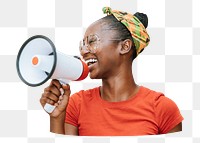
<box><xmin>85</xmin><ymin>58</ymin><xmax>98</xmax><ymax>66</ymax></box>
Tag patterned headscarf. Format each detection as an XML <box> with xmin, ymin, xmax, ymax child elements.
<box><xmin>102</xmin><ymin>7</ymin><xmax>150</xmax><ymax>56</ymax></box>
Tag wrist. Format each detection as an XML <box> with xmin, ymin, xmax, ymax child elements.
<box><xmin>50</xmin><ymin>111</ymin><xmax>66</xmax><ymax>121</ymax></box>
<box><xmin>50</xmin><ymin>112</ymin><xmax>66</xmax><ymax>134</ymax></box>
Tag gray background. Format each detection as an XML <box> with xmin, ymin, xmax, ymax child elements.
<box><xmin>0</xmin><ymin>0</ymin><xmax>199</xmax><ymax>142</ymax></box>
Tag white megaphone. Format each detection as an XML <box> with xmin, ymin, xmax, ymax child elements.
<box><xmin>16</xmin><ymin>35</ymin><xmax>89</xmax><ymax>113</ymax></box>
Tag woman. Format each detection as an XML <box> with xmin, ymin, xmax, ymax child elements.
<box><xmin>40</xmin><ymin>7</ymin><xmax>183</xmax><ymax>136</ymax></box>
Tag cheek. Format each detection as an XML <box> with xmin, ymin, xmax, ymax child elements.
<box><xmin>95</xmin><ymin>42</ymin><xmax>120</xmax><ymax>66</ymax></box>
<box><xmin>104</xmin><ymin>43</ymin><xmax>119</xmax><ymax>58</ymax></box>
<box><xmin>98</xmin><ymin>50</ymin><xmax>119</xmax><ymax>68</ymax></box>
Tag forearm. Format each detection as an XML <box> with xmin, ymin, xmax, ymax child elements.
<box><xmin>50</xmin><ymin>112</ymin><xmax>66</xmax><ymax>134</ymax></box>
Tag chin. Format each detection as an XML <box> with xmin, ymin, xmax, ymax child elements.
<box><xmin>89</xmin><ymin>72</ymin><xmax>101</xmax><ymax>79</ymax></box>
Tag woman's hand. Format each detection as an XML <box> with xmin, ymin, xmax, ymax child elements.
<box><xmin>40</xmin><ymin>79</ymin><xmax>71</xmax><ymax>118</ymax></box>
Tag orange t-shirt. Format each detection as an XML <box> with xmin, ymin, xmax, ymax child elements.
<box><xmin>65</xmin><ymin>86</ymin><xmax>183</xmax><ymax>136</ymax></box>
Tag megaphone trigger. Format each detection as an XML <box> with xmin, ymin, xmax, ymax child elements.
<box><xmin>60</xmin><ymin>88</ymin><xmax>64</xmax><ymax>95</ymax></box>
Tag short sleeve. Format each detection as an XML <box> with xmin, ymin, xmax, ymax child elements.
<box><xmin>65</xmin><ymin>91</ymin><xmax>82</xmax><ymax>127</ymax></box>
<box><xmin>154</xmin><ymin>94</ymin><xmax>184</xmax><ymax>134</ymax></box>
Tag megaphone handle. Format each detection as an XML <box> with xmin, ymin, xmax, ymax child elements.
<box><xmin>44</xmin><ymin>79</ymin><xmax>69</xmax><ymax>113</ymax></box>
<box><xmin>44</xmin><ymin>88</ymin><xmax>63</xmax><ymax>113</ymax></box>
<box><xmin>44</xmin><ymin>86</ymin><xmax>64</xmax><ymax>113</ymax></box>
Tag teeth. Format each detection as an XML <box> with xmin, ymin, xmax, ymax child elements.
<box><xmin>85</xmin><ymin>59</ymin><xmax>97</xmax><ymax>64</ymax></box>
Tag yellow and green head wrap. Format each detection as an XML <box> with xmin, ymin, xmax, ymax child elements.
<box><xmin>102</xmin><ymin>7</ymin><xmax>150</xmax><ymax>56</ymax></box>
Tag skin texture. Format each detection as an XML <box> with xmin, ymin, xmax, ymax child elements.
<box><xmin>40</xmin><ymin>20</ymin><xmax>182</xmax><ymax>135</ymax></box>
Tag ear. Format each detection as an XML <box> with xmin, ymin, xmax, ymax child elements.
<box><xmin>119</xmin><ymin>39</ymin><xmax>133</xmax><ymax>55</ymax></box>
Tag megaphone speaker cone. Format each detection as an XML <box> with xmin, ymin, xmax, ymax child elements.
<box><xmin>32</xmin><ymin>56</ymin><xmax>39</xmax><ymax>65</ymax></box>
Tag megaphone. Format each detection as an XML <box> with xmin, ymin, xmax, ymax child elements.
<box><xmin>16</xmin><ymin>35</ymin><xmax>89</xmax><ymax>113</ymax></box>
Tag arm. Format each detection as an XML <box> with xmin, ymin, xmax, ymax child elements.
<box><xmin>65</xmin><ymin>123</ymin><xmax>79</xmax><ymax>135</ymax></box>
<box><xmin>50</xmin><ymin>113</ymin><xmax>78</xmax><ymax>135</ymax></box>
<box><xmin>167</xmin><ymin>122</ymin><xmax>182</xmax><ymax>133</ymax></box>
<box><xmin>50</xmin><ymin>112</ymin><xmax>66</xmax><ymax>134</ymax></box>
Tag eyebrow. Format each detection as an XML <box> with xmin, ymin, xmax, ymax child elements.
<box><xmin>82</xmin><ymin>34</ymin><xmax>100</xmax><ymax>41</ymax></box>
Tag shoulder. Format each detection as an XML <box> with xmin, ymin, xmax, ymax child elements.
<box><xmin>70</xmin><ymin>86</ymin><xmax>100</xmax><ymax>102</ymax></box>
<box><xmin>140</xmin><ymin>86</ymin><xmax>165</xmax><ymax>103</ymax></box>
<box><xmin>141</xmin><ymin>86</ymin><xmax>178</xmax><ymax>109</ymax></box>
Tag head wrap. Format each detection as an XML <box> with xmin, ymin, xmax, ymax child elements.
<box><xmin>102</xmin><ymin>7</ymin><xmax>150</xmax><ymax>55</ymax></box>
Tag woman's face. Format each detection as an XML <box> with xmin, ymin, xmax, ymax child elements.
<box><xmin>80</xmin><ymin>21</ymin><xmax>122</xmax><ymax>79</ymax></box>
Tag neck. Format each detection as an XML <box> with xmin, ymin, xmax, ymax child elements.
<box><xmin>100</xmin><ymin>67</ymin><xmax>139</xmax><ymax>102</ymax></box>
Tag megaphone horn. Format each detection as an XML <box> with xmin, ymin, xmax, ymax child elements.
<box><xmin>16</xmin><ymin>35</ymin><xmax>57</xmax><ymax>86</ymax></box>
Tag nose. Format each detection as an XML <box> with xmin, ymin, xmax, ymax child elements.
<box><xmin>79</xmin><ymin>46</ymin><xmax>90</xmax><ymax>56</ymax></box>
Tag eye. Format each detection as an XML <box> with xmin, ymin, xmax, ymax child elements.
<box><xmin>88</xmin><ymin>35</ymin><xmax>98</xmax><ymax>45</ymax></box>
<box><xmin>88</xmin><ymin>39</ymin><xmax>96</xmax><ymax>44</ymax></box>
